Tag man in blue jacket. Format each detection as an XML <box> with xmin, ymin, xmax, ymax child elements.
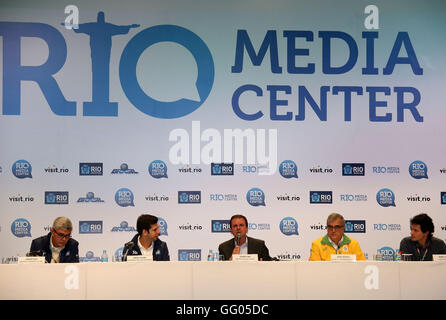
<box><xmin>30</xmin><ymin>217</ymin><xmax>79</xmax><ymax>263</ymax></box>
<box><xmin>124</xmin><ymin>214</ymin><xmax>170</xmax><ymax>261</ymax></box>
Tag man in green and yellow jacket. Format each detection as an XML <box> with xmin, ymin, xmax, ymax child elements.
<box><xmin>309</xmin><ymin>213</ymin><xmax>366</xmax><ymax>261</ymax></box>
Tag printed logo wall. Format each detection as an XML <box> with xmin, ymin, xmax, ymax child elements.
<box><xmin>1</xmin><ymin>0</ymin><xmax>445</xmax><ymax>261</ymax></box>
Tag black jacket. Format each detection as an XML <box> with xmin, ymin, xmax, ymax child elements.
<box><xmin>30</xmin><ymin>232</ymin><xmax>79</xmax><ymax>263</ymax></box>
<box><xmin>125</xmin><ymin>234</ymin><xmax>170</xmax><ymax>261</ymax></box>
<box><xmin>218</xmin><ymin>236</ymin><xmax>272</xmax><ymax>261</ymax></box>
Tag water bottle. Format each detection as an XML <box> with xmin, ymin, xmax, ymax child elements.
<box><xmin>101</xmin><ymin>249</ymin><xmax>108</xmax><ymax>262</ymax></box>
<box><xmin>207</xmin><ymin>249</ymin><xmax>214</xmax><ymax>261</ymax></box>
<box><xmin>214</xmin><ymin>251</ymin><xmax>219</xmax><ymax>261</ymax></box>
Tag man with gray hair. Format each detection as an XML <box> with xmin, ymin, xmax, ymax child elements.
<box><xmin>30</xmin><ymin>217</ymin><xmax>79</xmax><ymax>263</ymax></box>
<box><xmin>309</xmin><ymin>213</ymin><xmax>365</xmax><ymax>261</ymax></box>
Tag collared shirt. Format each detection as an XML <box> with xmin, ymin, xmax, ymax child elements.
<box><xmin>138</xmin><ymin>236</ymin><xmax>154</xmax><ymax>260</ymax></box>
<box><xmin>49</xmin><ymin>236</ymin><xmax>64</xmax><ymax>263</ymax></box>
<box><xmin>309</xmin><ymin>234</ymin><xmax>366</xmax><ymax>261</ymax></box>
<box><xmin>328</xmin><ymin>235</ymin><xmax>344</xmax><ymax>252</ymax></box>
<box><xmin>234</xmin><ymin>237</ymin><xmax>248</xmax><ymax>254</ymax></box>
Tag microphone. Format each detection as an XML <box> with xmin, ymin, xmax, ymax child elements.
<box><xmin>236</xmin><ymin>233</ymin><xmax>241</xmax><ymax>246</ymax></box>
<box><xmin>122</xmin><ymin>241</ymin><xmax>134</xmax><ymax>262</ymax></box>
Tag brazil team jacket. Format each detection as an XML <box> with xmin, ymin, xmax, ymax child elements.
<box><xmin>309</xmin><ymin>234</ymin><xmax>366</xmax><ymax>261</ymax></box>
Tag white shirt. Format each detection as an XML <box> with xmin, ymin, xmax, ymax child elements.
<box><xmin>328</xmin><ymin>235</ymin><xmax>344</xmax><ymax>252</ymax></box>
<box><xmin>50</xmin><ymin>236</ymin><xmax>64</xmax><ymax>263</ymax></box>
<box><xmin>234</xmin><ymin>237</ymin><xmax>248</xmax><ymax>254</ymax></box>
<box><xmin>138</xmin><ymin>236</ymin><xmax>154</xmax><ymax>260</ymax></box>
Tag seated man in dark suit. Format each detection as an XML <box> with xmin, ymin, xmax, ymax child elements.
<box><xmin>218</xmin><ymin>214</ymin><xmax>272</xmax><ymax>261</ymax></box>
<box><xmin>123</xmin><ymin>214</ymin><xmax>170</xmax><ymax>261</ymax></box>
<box><xmin>30</xmin><ymin>216</ymin><xmax>79</xmax><ymax>263</ymax></box>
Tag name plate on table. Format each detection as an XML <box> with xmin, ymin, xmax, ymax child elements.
<box><xmin>433</xmin><ymin>254</ymin><xmax>446</xmax><ymax>262</ymax></box>
<box><xmin>126</xmin><ymin>255</ymin><xmax>153</xmax><ymax>263</ymax></box>
<box><xmin>232</xmin><ymin>254</ymin><xmax>258</xmax><ymax>262</ymax></box>
<box><xmin>18</xmin><ymin>256</ymin><xmax>45</xmax><ymax>264</ymax></box>
<box><xmin>331</xmin><ymin>254</ymin><xmax>356</xmax><ymax>262</ymax></box>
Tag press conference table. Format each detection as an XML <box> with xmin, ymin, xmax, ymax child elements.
<box><xmin>1</xmin><ymin>261</ymin><xmax>445</xmax><ymax>300</ymax></box>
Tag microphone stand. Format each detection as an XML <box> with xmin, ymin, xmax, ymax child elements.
<box><xmin>122</xmin><ymin>242</ymin><xmax>133</xmax><ymax>262</ymax></box>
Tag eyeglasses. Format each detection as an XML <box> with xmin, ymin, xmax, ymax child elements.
<box><xmin>327</xmin><ymin>225</ymin><xmax>344</xmax><ymax>230</ymax></box>
<box><xmin>53</xmin><ymin>229</ymin><xmax>71</xmax><ymax>239</ymax></box>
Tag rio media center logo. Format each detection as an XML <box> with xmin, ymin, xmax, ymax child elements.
<box><xmin>246</xmin><ymin>188</ymin><xmax>266</xmax><ymax>206</ymax></box>
<box><xmin>211</xmin><ymin>163</ymin><xmax>234</xmax><ymax>176</ymax></box>
<box><xmin>178</xmin><ymin>249</ymin><xmax>201</xmax><ymax>261</ymax></box>
<box><xmin>441</xmin><ymin>192</ymin><xmax>446</xmax><ymax>205</ymax></box>
<box><xmin>376</xmin><ymin>188</ymin><xmax>396</xmax><ymax>207</ymax></box>
<box><xmin>211</xmin><ymin>220</ymin><xmax>231</xmax><ymax>233</ymax></box>
<box><xmin>0</xmin><ymin>13</ymin><xmax>214</xmax><ymax>119</ymax></box>
<box><xmin>11</xmin><ymin>218</ymin><xmax>32</xmax><ymax>238</ymax></box>
<box><xmin>158</xmin><ymin>217</ymin><xmax>168</xmax><ymax>236</ymax></box>
<box><xmin>280</xmin><ymin>217</ymin><xmax>299</xmax><ymax>236</ymax></box>
<box><xmin>279</xmin><ymin>160</ymin><xmax>298</xmax><ymax>179</ymax></box>
<box><xmin>79</xmin><ymin>162</ymin><xmax>103</xmax><ymax>176</ymax></box>
<box><xmin>342</xmin><ymin>163</ymin><xmax>365</xmax><ymax>176</ymax></box>
<box><xmin>178</xmin><ymin>191</ymin><xmax>201</xmax><ymax>204</ymax></box>
<box><xmin>374</xmin><ymin>223</ymin><xmax>401</xmax><ymax>231</ymax></box>
<box><xmin>377</xmin><ymin>246</ymin><xmax>396</xmax><ymax>261</ymax></box>
<box><xmin>114</xmin><ymin>247</ymin><xmax>124</xmax><ymax>262</ymax></box>
<box><xmin>45</xmin><ymin>191</ymin><xmax>69</xmax><ymax>205</ymax></box>
<box><xmin>12</xmin><ymin>160</ymin><xmax>32</xmax><ymax>179</ymax></box>
<box><xmin>310</xmin><ymin>191</ymin><xmax>332</xmax><ymax>204</ymax></box>
<box><xmin>408</xmin><ymin>160</ymin><xmax>428</xmax><ymax>179</ymax></box>
<box><xmin>115</xmin><ymin>188</ymin><xmax>135</xmax><ymax>207</ymax></box>
<box><xmin>345</xmin><ymin>220</ymin><xmax>366</xmax><ymax>233</ymax></box>
<box><xmin>149</xmin><ymin>160</ymin><xmax>168</xmax><ymax>179</ymax></box>
<box><xmin>79</xmin><ymin>221</ymin><xmax>103</xmax><ymax>234</ymax></box>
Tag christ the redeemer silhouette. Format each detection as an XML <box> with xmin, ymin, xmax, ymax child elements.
<box><xmin>64</xmin><ymin>12</ymin><xmax>139</xmax><ymax>115</ymax></box>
